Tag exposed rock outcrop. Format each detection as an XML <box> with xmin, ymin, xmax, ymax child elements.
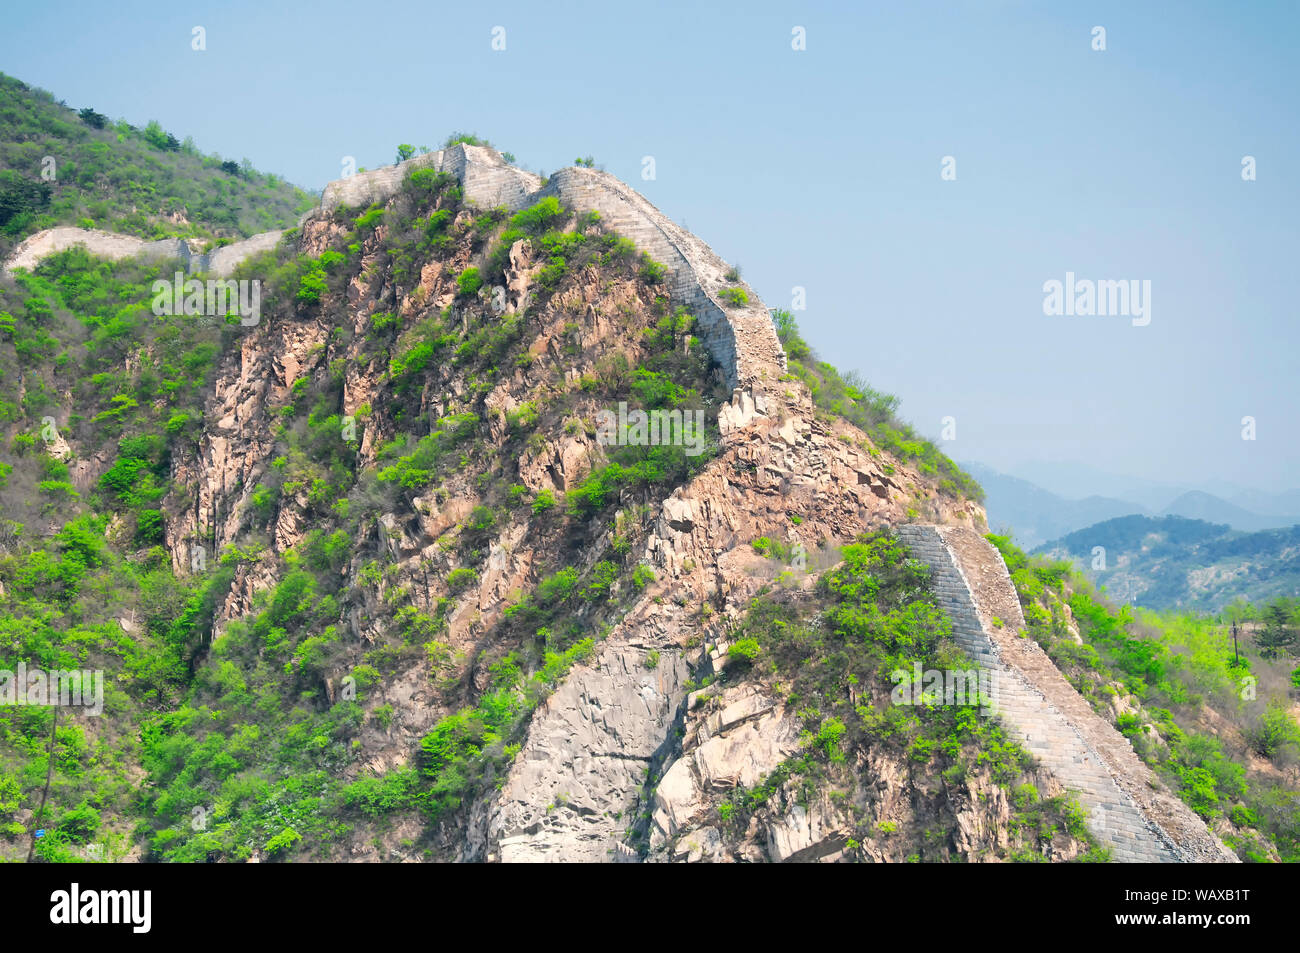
<box><xmin>645</xmin><ymin>680</ymin><xmax>1095</xmax><ymax>863</ymax></box>
<box><xmin>465</xmin><ymin>379</ymin><xmax>981</xmax><ymax>862</ymax></box>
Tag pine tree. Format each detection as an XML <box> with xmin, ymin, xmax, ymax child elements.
<box><xmin>1257</xmin><ymin>599</ymin><xmax>1298</xmax><ymax>659</ymax></box>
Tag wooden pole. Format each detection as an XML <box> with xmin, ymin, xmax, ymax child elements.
<box><xmin>26</xmin><ymin>704</ymin><xmax>58</xmax><ymax>864</ymax></box>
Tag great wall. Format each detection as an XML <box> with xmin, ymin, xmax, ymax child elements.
<box><xmin>3</xmin><ymin>145</ymin><xmax>1236</xmax><ymax>862</ymax></box>
<box><xmin>3</xmin><ymin>144</ymin><xmax>786</xmax><ymax>390</ymax></box>
<box><xmin>3</xmin><ymin>224</ymin><xmax>284</xmax><ymax>280</ymax></box>
<box><xmin>894</xmin><ymin>524</ymin><xmax>1237</xmax><ymax>862</ymax></box>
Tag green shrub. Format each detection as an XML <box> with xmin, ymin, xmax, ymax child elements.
<box><xmin>296</xmin><ymin>260</ymin><xmax>328</xmax><ymax>304</ymax></box>
<box><xmin>354</xmin><ymin>205</ymin><xmax>385</xmax><ymax>230</ymax></box>
<box><xmin>135</xmin><ymin>509</ymin><xmax>165</xmax><ymax>546</ymax></box>
<box><xmin>264</xmin><ymin>828</ymin><xmax>302</xmax><ymax>857</ymax></box>
<box><xmin>446</xmin><ymin>567</ymin><xmax>478</xmax><ymax>593</ymax></box>
<box><xmin>581</xmin><ymin>561</ymin><xmax>618</xmax><ymax>603</ymax></box>
<box><xmin>464</xmin><ymin>505</ymin><xmax>495</xmax><ymax>534</ymax></box>
<box><xmin>815</xmin><ymin>717</ymin><xmax>847</xmax><ymax>762</ymax></box>
<box><xmin>510</xmin><ymin>196</ymin><xmax>565</xmax><ymax>235</ymax></box>
<box><xmin>408</xmin><ymin>168</ymin><xmax>456</xmax><ymax>197</ymax></box>
<box><xmin>537</xmin><ymin>567</ymin><xmax>579</xmax><ymax>606</ymax></box>
<box><xmin>456</xmin><ymin>267</ymin><xmax>482</xmax><ymax>297</ymax></box>
<box><xmin>638</xmin><ymin>257</ymin><xmax>667</xmax><ymax>284</ymax></box>
<box><xmin>507</xmin><ymin>401</ymin><xmax>538</xmax><ymax>432</ymax></box>
<box><xmin>56</xmin><ymin>802</ymin><xmax>101</xmax><ymax>843</ymax></box>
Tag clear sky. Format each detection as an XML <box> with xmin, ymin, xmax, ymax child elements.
<box><xmin>3</xmin><ymin>0</ymin><xmax>1297</xmax><ymax>493</ymax></box>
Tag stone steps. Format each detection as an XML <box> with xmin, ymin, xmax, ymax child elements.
<box><xmin>895</xmin><ymin>524</ymin><xmax>1237</xmax><ymax>863</ymax></box>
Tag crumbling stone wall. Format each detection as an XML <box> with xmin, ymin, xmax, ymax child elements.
<box><xmin>312</xmin><ymin>145</ymin><xmax>786</xmax><ymax>389</ymax></box>
<box><xmin>6</xmin><ymin>145</ymin><xmax>788</xmax><ymax>389</ymax></box>
<box><xmin>3</xmin><ymin>225</ymin><xmax>285</xmax><ymax>277</ymax></box>
<box><xmin>895</xmin><ymin>524</ymin><xmax>1238</xmax><ymax>863</ymax></box>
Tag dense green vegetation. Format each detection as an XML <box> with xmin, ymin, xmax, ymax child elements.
<box><xmin>0</xmin><ymin>243</ymin><xmax>242</xmax><ymax>861</ymax></box>
<box><xmin>0</xmin><ymin>72</ymin><xmax>313</xmax><ymax>252</ymax></box>
<box><xmin>701</xmin><ymin>530</ymin><xmax>1106</xmax><ymax>862</ymax></box>
<box><xmin>990</xmin><ymin>533</ymin><xmax>1300</xmax><ymax>861</ymax></box>
<box><xmin>771</xmin><ymin>310</ymin><xmax>982</xmax><ymax>502</ymax></box>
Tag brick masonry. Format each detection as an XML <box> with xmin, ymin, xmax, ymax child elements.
<box><xmin>895</xmin><ymin>524</ymin><xmax>1238</xmax><ymax>863</ymax></box>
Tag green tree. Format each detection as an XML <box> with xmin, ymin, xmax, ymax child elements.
<box><xmin>1258</xmin><ymin>599</ymin><xmax>1298</xmax><ymax>660</ymax></box>
<box><xmin>143</xmin><ymin>119</ymin><xmax>173</xmax><ymax>151</ymax></box>
<box><xmin>78</xmin><ymin>107</ymin><xmax>107</xmax><ymax>129</ymax></box>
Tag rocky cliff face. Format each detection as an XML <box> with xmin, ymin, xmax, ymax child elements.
<box><xmin>460</xmin><ymin>385</ymin><xmax>979</xmax><ymax>862</ymax></box>
<box><xmin>4</xmin><ymin>142</ymin><xmax>1233</xmax><ymax>864</ymax></box>
<box><xmin>645</xmin><ymin>680</ymin><xmax>1097</xmax><ymax>863</ymax></box>
<box><xmin>152</xmin><ymin>145</ymin><xmax>990</xmax><ymax>862</ymax></box>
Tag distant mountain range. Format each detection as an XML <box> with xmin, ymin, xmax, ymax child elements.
<box><xmin>963</xmin><ymin>462</ymin><xmax>1300</xmax><ymax>550</ymax></box>
<box><xmin>1159</xmin><ymin>490</ymin><xmax>1300</xmax><ymax>533</ymax></box>
<box><xmin>961</xmin><ymin>463</ymin><xmax>1139</xmax><ymax>549</ymax></box>
<box><xmin>1033</xmin><ymin>514</ymin><xmax>1300</xmax><ymax>612</ymax></box>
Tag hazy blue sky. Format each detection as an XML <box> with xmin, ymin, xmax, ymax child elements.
<box><xmin>3</xmin><ymin>0</ymin><xmax>1297</xmax><ymax>494</ymax></box>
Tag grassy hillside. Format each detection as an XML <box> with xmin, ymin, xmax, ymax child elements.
<box><xmin>771</xmin><ymin>310</ymin><xmax>982</xmax><ymax>503</ymax></box>
<box><xmin>1036</xmin><ymin>514</ymin><xmax>1300</xmax><ymax>611</ymax></box>
<box><xmin>0</xmin><ymin>72</ymin><xmax>314</xmax><ymax>254</ymax></box>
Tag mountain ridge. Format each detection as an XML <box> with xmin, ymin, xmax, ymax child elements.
<box><xmin>966</xmin><ymin>460</ymin><xmax>1300</xmax><ymax>548</ymax></box>
<box><xmin>1035</xmin><ymin>514</ymin><xmax>1300</xmax><ymax>611</ymax></box>
<box><xmin>0</xmin><ymin>72</ymin><xmax>1277</xmax><ymax>864</ymax></box>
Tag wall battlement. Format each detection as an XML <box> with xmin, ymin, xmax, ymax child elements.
<box><xmin>311</xmin><ymin>144</ymin><xmax>786</xmax><ymax>388</ymax></box>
